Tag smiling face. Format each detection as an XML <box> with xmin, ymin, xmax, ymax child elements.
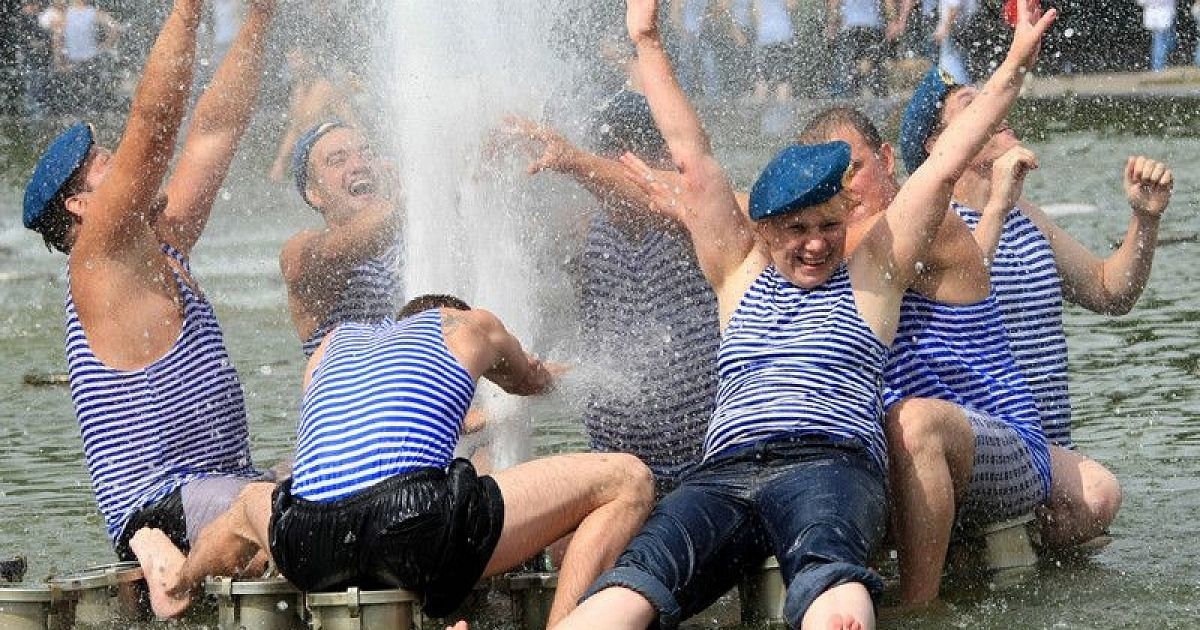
<box><xmin>931</xmin><ymin>86</ymin><xmax>1020</xmax><ymax>169</ymax></box>
<box><xmin>304</xmin><ymin>127</ymin><xmax>381</xmax><ymax>218</ymax></box>
<box><xmin>831</xmin><ymin>126</ymin><xmax>897</xmax><ymax>223</ymax></box>
<box><xmin>754</xmin><ymin>196</ymin><xmax>851</xmax><ymax>289</ymax></box>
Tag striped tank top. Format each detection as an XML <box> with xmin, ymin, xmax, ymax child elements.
<box><xmin>954</xmin><ymin>202</ymin><xmax>1073</xmax><ymax>448</ymax></box>
<box><xmin>65</xmin><ymin>245</ymin><xmax>258</xmax><ymax>543</ymax></box>
<box><xmin>291</xmin><ymin>309</ymin><xmax>475</xmax><ymax>502</ymax></box>
<box><xmin>883</xmin><ymin>292</ymin><xmax>1052</xmax><ymax>493</ymax></box>
<box><xmin>706</xmin><ymin>264</ymin><xmax>889</xmax><ymax>473</ymax></box>
<box><xmin>302</xmin><ymin>243</ymin><xmax>403</xmax><ymax>356</ymax></box>
<box><xmin>579</xmin><ymin>216</ymin><xmax>718</xmax><ymax>483</ymax></box>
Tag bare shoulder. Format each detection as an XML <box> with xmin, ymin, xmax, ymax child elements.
<box><xmin>279</xmin><ymin>229</ymin><xmax>322</xmax><ymax>280</ymax></box>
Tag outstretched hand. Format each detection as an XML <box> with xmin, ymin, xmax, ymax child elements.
<box><xmin>626</xmin><ymin>0</ymin><xmax>660</xmax><ymax>46</ymax></box>
<box><xmin>495</xmin><ymin>116</ymin><xmax>576</xmax><ymax>175</ymax></box>
<box><xmin>1006</xmin><ymin>0</ymin><xmax>1057</xmax><ymax>72</ymax></box>
<box><xmin>618</xmin><ymin>152</ymin><xmax>687</xmax><ymax>222</ymax></box>
<box><xmin>987</xmin><ymin>145</ymin><xmax>1038</xmax><ymax>216</ymax></box>
<box><xmin>1124</xmin><ymin>156</ymin><xmax>1173</xmax><ymax>218</ymax></box>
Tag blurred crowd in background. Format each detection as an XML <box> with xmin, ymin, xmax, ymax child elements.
<box><xmin>1</xmin><ymin>0</ymin><xmax>1199</xmax><ymax>118</ymax></box>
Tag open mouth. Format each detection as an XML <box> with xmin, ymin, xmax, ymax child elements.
<box><xmin>347</xmin><ymin>178</ymin><xmax>376</xmax><ymax>196</ymax></box>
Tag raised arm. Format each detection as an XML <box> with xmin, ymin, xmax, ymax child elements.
<box><xmin>867</xmin><ymin>0</ymin><xmax>1055</xmax><ymax>289</ymax></box>
<box><xmin>162</xmin><ymin>0</ymin><xmax>277</xmax><ymax>255</ymax></box>
<box><xmin>975</xmin><ymin>145</ymin><xmax>1039</xmax><ymax>265</ymax></box>
<box><xmin>504</xmin><ymin>116</ymin><xmax>661</xmax><ymax>220</ymax></box>
<box><xmin>627</xmin><ymin>0</ymin><xmax>756</xmax><ymax>291</ymax></box>
<box><xmin>1018</xmin><ymin>155</ymin><xmax>1172</xmax><ymax>315</ymax></box>
<box><xmin>79</xmin><ymin>0</ymin><xmax>202</xmax><ymax>256</ymax></box>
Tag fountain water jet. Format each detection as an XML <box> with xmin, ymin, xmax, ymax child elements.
<box><xmin>376</xmin><ymin>3</ymin><xmax>604</xmax><ymax>469</ymax></box>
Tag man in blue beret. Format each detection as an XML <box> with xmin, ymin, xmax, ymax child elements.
<box><xmin>21</xmin><ymin>0</ymin><xmax>278</xmax><ymax>580</ymax></box>
<box><xmin>900</xmin><ymin>66</ymin><xmax>1174</xmax><ymax>552</ymax></box>
<box><xmin>554</xmin><ymin>0</ymin><xmax>1056</xmax><ymax>628</ymax></box>
<box><xmin>279</xmin><ymin>121</ymin><xmax>405</xmax><ymax>357</ymax></box>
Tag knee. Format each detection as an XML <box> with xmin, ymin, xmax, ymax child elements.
<box><xmin>608</xmin><ymin>454</ymin><xmax>655</xmax><ymax>516</ymax></box>
<box><xmin>885</xmin><ymin>399</ymin><xmax>956</xmax><ymax>456</ymax></box>
<box><xmin>1082</xmin><ymin>465</ymin><xmax>1122</xmax><ymax>528</ymax></box>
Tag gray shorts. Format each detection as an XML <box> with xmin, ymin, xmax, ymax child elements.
<box><xmin>956</xmin><ymin>409</ymin><xmax>1047</xmax><ymax>530</ymax></box>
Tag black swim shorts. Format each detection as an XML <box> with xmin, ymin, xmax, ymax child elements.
<box><xmin>268</xmin><ymin>458</ymin><xmax>504</xmax><ymax>618</ymax></box>
<box><xmin>114</xmin><ymin>488</ymin><xmax>188</xmax><ymax>561</ymax></box>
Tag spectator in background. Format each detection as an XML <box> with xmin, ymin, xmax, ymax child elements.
<box><xmin>934</xmin><ymin>0</ymin><xmax>977</xmax><ymax>83</ymax></box>
<box><xmin>751</xmin><ymin>0</ymin><xmax>796</xmax><ymax>103</ymax></box>
<box><xmin>1138</xmin><ymin>0</ymin><xmax>1177</xmax><ymax>71</ymax></box>
<box><xmin>670</xmin><ymin>0</ymin><xmax>721</xmax><ymax>102</ymax></box>
<box><xmin>210</xmin><ymin>0</ymin><xmax>242</xmax><ymax>64</ymax></box>
<box><xmin>887</xmin><ymin>0</ymin><xmax>939</xmax><ymax>61</ymax></box>
<box><xmin>54</xmin><ymin>0</ymin><xmax>122</xmax><ymax>113</ymax></box>
<box><xmin>826</xmin><ymin>0</ymin><xmax>887</xmax><ymax>97</ymax></box>
<box><xmin>1193</xmin><ymin>1</ymin><xmax>1200</xmax><ymax>67</ymax></box>
<box><xmin>18</xmin><ymin>1</ymin><xmax>53</xmax><ymax>116</ymax></box>
<box><xmin>268</xmin><ymin>47</ymin><xmax>362</xmax><ymax>182</ymax></box>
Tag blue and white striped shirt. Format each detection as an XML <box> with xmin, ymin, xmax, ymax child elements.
<box><xmin>302</xmin><ymin>243</ymin><xmax>403</xmax><ymax>357</ymax></box>
<box><xmin>65</xmin><ymin>245</ymin><xmax>258</xmax><ymax>543</ymax></box>
<box><xmin>579</xmin><ymin>216</ymin><xmax>717</xmax><ymax>484</ymax></box>
<box><xmin>883</xmin><ymin>292</ymin><xmax>1052</xmax><ymax>493</ymax></box>
<box><xmin>291</xmin><ymin>310</ymin><xmax>475</xmax><ymax>502</ymax></box>
<box><xmin>955</xmin><ymin>202</ymin><xmax>1073</xmax><ymax>448</ymax></box>
<box><xmin>705</xmin><ymin>264</ymin><xmax>889</xmax><ymax>473</ymax></box>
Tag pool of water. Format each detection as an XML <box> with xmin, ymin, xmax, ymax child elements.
<box><xmin>0</xmin><ymin>122</ymin><xmax>1197</xmax><ymax>628</ymax></box>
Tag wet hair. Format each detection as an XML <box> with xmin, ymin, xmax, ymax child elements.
<box><xmin>37</xmin><ymin>170</ymin><xmax>89</xmax><ymax>254</ymax></box>
<box><xmin>588</xmin><ymin>91</ymin><xmax>669</xmax><ymax>164</ymax></box>
<box><xmin>398</xmin><ymin>294</ymin><xmax>471</xmax><ymax>318</ymax></box>
<box><xmin>798</xmin><ymin>107</ymin><xmax>884</xmax><ymax>152</ymax></box>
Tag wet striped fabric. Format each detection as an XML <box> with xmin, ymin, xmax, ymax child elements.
<box><xmin>302</xmin><ymin>242</ymin><xmax>403</xmax><ymax>357</ymax></box>
<box><xmin>65</xmin><ymin>245</ymin><xmax>258</xmax><ymax>544</ymax></box>
<box><xmin>579</xmin><ymin>216</ymin><xmax>718</xmax><ymax>484</ymax></box>
<box><xmin>705</xmin><ymin>264</ymin><xmax>889</xmax><ymax>473</ymax></box>
<box><xmin>883</xmin><ymin>292</ymin><xmax>1052</xmax><ymax>494</ymax></box>
<box><xmin>291</xmin><ymin>310</ymin><xmax>475</xmax><ymax>503</ymax></box>
<box><xmin>955</xmin><ymin>202</ymin><xmax>1073</xmax><ymax>448</ymax></box>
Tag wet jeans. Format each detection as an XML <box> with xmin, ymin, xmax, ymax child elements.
<box><xmin>584</xmin><ymin>439</ymin><xmax>888</xmax><ymax>629</ymax></box>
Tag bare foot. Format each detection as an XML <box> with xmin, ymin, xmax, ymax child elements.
<box><xmin>825</xmin><ymin>613</ymin><xmax>864</xmax><ymax>630</ymax></box>
<box><xmin>129</xmin><ymin>528</ymin><xmax>192</xmax><ymax>618</ymax></box>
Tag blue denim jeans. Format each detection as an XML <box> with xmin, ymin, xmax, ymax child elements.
<box><xmin>585</xmin><ymin>439</ymin><xmax>888</xmax><ymax>630</ymax></box>
<box><xmin>1151</xmin><ymin>27</ymin><xmax>1176</xmax><ymax>71</ymax></box>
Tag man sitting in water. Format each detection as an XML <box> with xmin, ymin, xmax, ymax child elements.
<box><xmin>281</xmin><ymin>121</ymin><xmax>404</xmax><ymax>357</ymax></box>
<box><xmin>797</xmin><ymin>106</ymin><xmax>1052</xmax><ymax>605</ymax></box>
<box><xmin>133</xmin><ymin>295</ymin><xmax>654</xmax><ymax>625</ymax></box>
<box><xmin>899</xmin><ymin>66</ymin><xmax>1174</xmax><ymax>549</ymax></box>
<box><xmin>552</xmin><ymin>1</ymin><xmax>1055</xmax><ymax>628</ymax></box>
<box><xmin>505</xmin><ymin>89</ymin><xmax>718</xmax><ymax>497</ymax></box>
<box><xmin>20</xmin><ymin>0</ymin><xmax>277</xmax><ymax>563</ymax></box>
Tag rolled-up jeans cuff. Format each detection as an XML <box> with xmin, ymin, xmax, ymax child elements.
<box><xmin>783</xmin><ymin>561</ymin><xmax>884</xmax><ymax>628</ymax></box>
<box><xmin>583</xmin><ymin>566</ymin><xmax>682</xmax><ymax>630</ymax></box>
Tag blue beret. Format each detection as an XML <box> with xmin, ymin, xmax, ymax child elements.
<box><xmin>899</xmin><ymin>66</ymin><xmax>961</xmax><ymax>174</ymax></box>
<box><xmin>749</xmin><ymin>141</ymin><xmax>852</xmax><ymax>221</ymax></box>
<box><xmin>291</xmin><ymin>120</ymin><xmax>346</xmax><ymax>207</ymax></box>
<box><xmin>23</xmin><ymin>122</ymin><xmax>94</xmax><ymax>231</ymax></box>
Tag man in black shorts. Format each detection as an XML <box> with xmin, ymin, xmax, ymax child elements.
<box><xmin>133</xmin><ymin>295</ymin><xmax>653</xmax><ymax>625</ymax></box>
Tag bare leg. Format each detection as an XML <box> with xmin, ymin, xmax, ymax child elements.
<box><xmin>1037</xmin><ymin>446</ymin><xmax>1121</xmax><ymax>548</ymax></box>
<box><xmin>550</xmin><ymin>586</ymin><xmax>656</xmax><ymax>630</ymax></box>
<box><xmin>885</xmin><ymin>398</ymin><xmax>976</xmax><ymax>605</ymax></box>
<box><xmin>129</xmin><ymin>528</ymin><xmax>190</xmax><ymax>619</ymax></box>
<box><xmin>801</xmin><ymin>582</ymin><xmax>873</xmax><ymax>630</ymax></box>
<box><xmin>134</xmin><ymin>482</ymin><xmax>275</xmax><ymax>618</ymax></box>
<box><xmin>485</xmin><ymin>453</ymin><xmax>653</xmax><ymax>626</ymax></box>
